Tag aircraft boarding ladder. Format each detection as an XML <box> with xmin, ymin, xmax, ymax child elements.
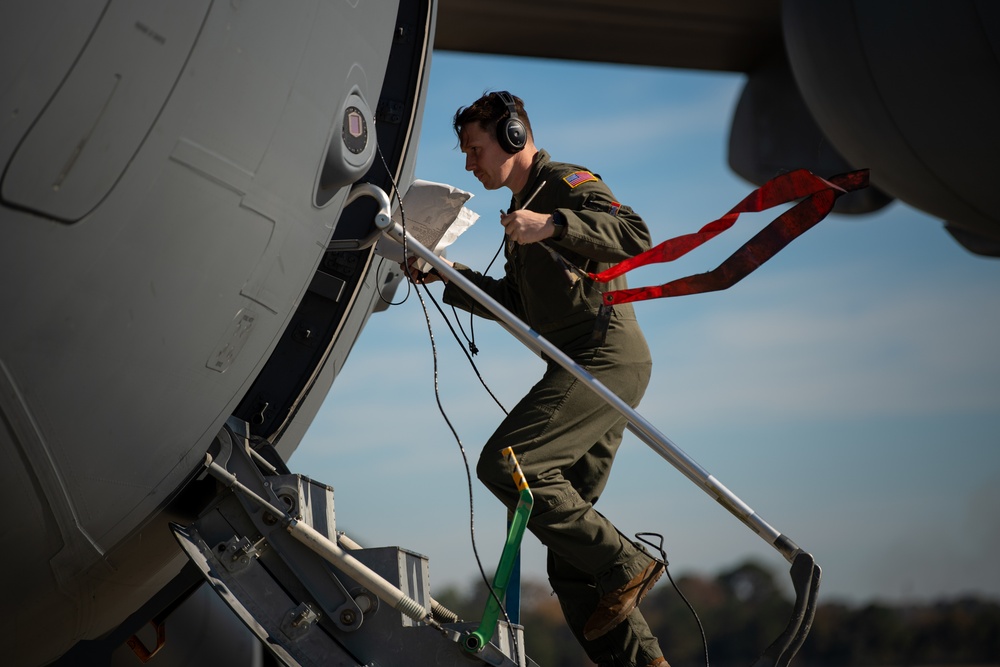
<box><xmin>172</xmin><ymin>183</ymin><xmax>819</xmax><ymax>667</ymax></box>
<box><xmin>173</xmin><ymin>416</ymin><xmax>536</xmax><ymax>667</ymax></box>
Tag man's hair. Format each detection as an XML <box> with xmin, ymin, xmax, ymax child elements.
<box><xmin>453</xmin><ymin>91</ymin><xmax>533</xmax><ymax>143</ymax></box>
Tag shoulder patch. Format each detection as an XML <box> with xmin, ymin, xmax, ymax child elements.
<box><xmin>563</xmin><ymin>170</ymin><xmax>598</xmax><ymax>188</ymax></box>
<box><xmin>583</xmin><ymin>194</ymin><xmax>632</xmax><ymax>217</ymax></box>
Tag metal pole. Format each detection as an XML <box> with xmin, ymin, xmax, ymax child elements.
<box><xmin>202</xmin><ymin>455</ymin><xmax>432</xmax><ymax>623</ymax></box>
<box><xmin>379</xmin><ymin>217</ymin><xmax>805</xmax><ymax>564</ymax></box>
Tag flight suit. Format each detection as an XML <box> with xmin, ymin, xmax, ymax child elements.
<box><xmin>443</xmin><ymin>150</ymin><xmax>664</xmax><ymax>666</ymax></box>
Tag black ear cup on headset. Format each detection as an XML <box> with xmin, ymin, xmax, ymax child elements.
<box><xmin>495</xmin><ymin>91</ymin><xmax>527</xmax><ymax>154</ymax></box>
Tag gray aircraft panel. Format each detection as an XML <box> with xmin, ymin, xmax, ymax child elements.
<box><xmin>0</xmin><ymin>0</ymin><xmax>423</xmax><ymax>663</ymax></box>
<box><xmin>3</xmin><ymin>0</ymin><xmax>212</xmax><ymax>221</ymax></box>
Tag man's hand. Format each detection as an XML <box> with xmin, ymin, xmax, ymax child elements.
<box><xmin>400</xmin><ymin>255</ymin><xmax>452</xmax><ymax>284</ymax></box>
<box><xmin>501</xmin><ymin>210</ymin><xmax>555</xmax><ymax>244</ymax></box>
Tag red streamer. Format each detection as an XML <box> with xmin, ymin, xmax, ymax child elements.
<box><xmin>595</xmin><ymin>169</ymin><xmax>869</xmax><ymax>306</ymax></box>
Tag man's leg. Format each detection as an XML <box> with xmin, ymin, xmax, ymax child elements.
<box><xmin>476</xmin><ymin>347</ymin><xmax>651</xmax><ymax>578</ymax></box>
<box><xmin>477</xmin><ymin>329</ymin><xmax>660</xmax><ymax>645</ymax></box>
<box><xmin>546</xmin><ymin>424</ymin><xmax>667</xmax><ymax>667</ymax></box>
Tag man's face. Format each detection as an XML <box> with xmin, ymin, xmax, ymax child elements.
<box><xmin>460</xmin><ymin>123</ymin><xmax>513</xmax><ymax>191</ymax></box>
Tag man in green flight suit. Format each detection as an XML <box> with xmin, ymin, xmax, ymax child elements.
<box><xmin>407</xmin><ymin>91</ymin><xmax>668</xmax><ymax>667</ymax></box>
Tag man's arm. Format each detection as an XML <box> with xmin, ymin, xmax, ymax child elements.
<box><xmin>441</xmin><ymin>261</ymin><xmax>525</xmax><ymax>321</ymax></box>
<box><xmin>549</xmin><ymin>178</ymin><xmax>652</xmax><ymax>262</ymax></box>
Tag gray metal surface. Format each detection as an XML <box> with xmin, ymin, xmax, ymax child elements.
<box><xmin>0</xmin><ymin>0</ymin><xmax>433</xmax><ymax>663</ymax></box>
<box><xmin>435</xmin><ymin>0</ymin><xmax>782</xmax><ymax>72</ymax></box>
<box><xmin>176</xmin><ymin>422</ymin><xmax>528</xmax><ymax>667</ymax></box>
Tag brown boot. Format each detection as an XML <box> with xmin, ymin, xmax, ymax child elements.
<box><xmin>583</xmin><ymin>558</ymin><xmax>665</xmax><ymax>640</ymax></box>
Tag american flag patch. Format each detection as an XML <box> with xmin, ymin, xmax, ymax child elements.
<box><xmin>563</xmin><ymin>170</ymin><xmax>597</xmax><ymax>188</ymax></box>
<box><xmin>609</xmin><ymin>201</ymin><xmax>622</xmax><ymax>216</ymax></box>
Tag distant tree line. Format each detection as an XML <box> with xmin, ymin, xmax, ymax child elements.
<box><xmin>434</xmin><ymin>560</ymin><xmax>1000</xmax><ymax>667</ymax></box>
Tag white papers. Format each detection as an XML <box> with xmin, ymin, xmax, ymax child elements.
<box><xmin>374</xmin><ymin>179</ymin><xmax>479</xmax><ymax>264</ymax></box>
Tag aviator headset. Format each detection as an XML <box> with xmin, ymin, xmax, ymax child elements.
<box><xmin>495</xmin><ymin>91</ymin><xmax>527</xmax><ymax>154</ymax></box>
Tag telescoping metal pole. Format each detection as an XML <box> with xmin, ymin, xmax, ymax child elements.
<box><xmin>380</xmin><ymin>216</ymin><xmax>808</xmax><ymax>563</ymax></box>
<box><xmin>368</xmin><ymin>190</ymin><xmax>820</xmax><ymax>667</ymax></box>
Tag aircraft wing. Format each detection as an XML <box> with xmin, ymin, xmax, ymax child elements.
<box><xmin>436</xmin><ymin>0</ymin><xmax>1000</xmax><ymax>257</ymax></box>
<box><xmin>435</xmin><ymin>0</ymin><xmax>782</xmax><ymax>72</ymax></box>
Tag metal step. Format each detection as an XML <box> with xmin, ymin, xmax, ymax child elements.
<box><xmin>172</xmin><ymin>420</ymin><xmax>532</xmax><ymax>667</ymax></box>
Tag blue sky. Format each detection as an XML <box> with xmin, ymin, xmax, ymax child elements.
<box><xmin>290</xmin><ymin>52</ymin><xmax>1000</xmax><ymax>605</ymax></box>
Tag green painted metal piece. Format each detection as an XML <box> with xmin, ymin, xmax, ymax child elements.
<box><xmin>464</xmin><ymin>448</ymin><xmax>533</xmax><ymax>654</ymax></box>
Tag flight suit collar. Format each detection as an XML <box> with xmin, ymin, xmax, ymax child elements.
<box><xmin>512</xmin><ymin>149</ymin><xmax>551</xmax><ymax>210</ymax></box>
